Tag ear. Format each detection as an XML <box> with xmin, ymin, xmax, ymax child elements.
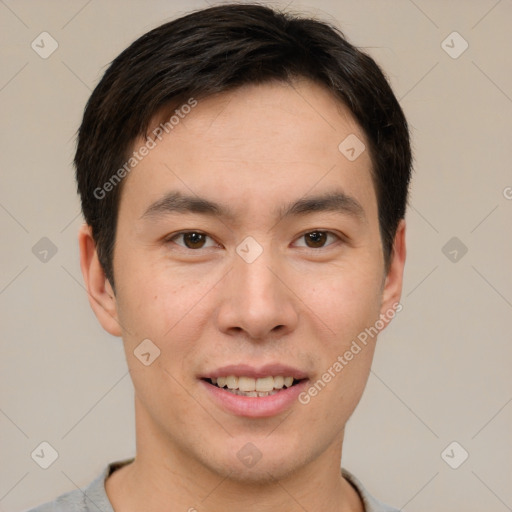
<box><xmin>78</xmin><ymin>223</ymin><xmax>122</xmax><ymax>337</ymax></box>
<box><xmin>379</xmin><ymin>219</ymin><xmax>406</xmax><ymax>328</ymax></box>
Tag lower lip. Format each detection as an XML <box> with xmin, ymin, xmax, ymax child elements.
<box><xmin>200</xmin><ymin>379</ymin><xmax>309</xmax><ymax>418</ymax></box>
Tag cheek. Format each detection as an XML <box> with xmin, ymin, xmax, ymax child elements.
<box><xmin>115</xmin><ymin>272</ymin><xmax>211</xmax><ymax>412</ymax></box>
<box><xmin>297</xmin><ymin>261</ymin><xmax>383</xmax><ymax>345</ymax></box>
<box><xmin>295</xmin><ymin>260</ymin><xmax>382</xmax><ymax>422</ymax></box>
<box><xmin>115</xmin><ymin>256</ymin><xmax>213</xmax><ymax>342</ymax></box>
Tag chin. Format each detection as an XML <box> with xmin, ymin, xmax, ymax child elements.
<box><xmin>204</xmin><ymin>444</ymin><xmax>307</xmax><ymax>484</ymax></box>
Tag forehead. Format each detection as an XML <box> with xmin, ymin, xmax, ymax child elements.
<box><xmin>119</xmin><ymin>79</ymin><xmax>377</xmax><ymax>223</ymax></box>
<box><xmin>154</xmin><ymin>80</ymin><xmax>362</xmax><ymax>158</ymax></box>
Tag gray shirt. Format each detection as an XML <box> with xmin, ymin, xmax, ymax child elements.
<box><xmin>26</xmin><ymin>458</ymin><xmax>400</xmax><ymax>512</ymax></box>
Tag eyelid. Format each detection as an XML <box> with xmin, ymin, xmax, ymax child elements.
<box><xmin>292</xmin><ymin>229</ymin><xmax>344</xmax><ymax>249</ymax></box>
<box><xmin>166</xmin><ymin>230</ymin><xmax>221</xmax><ymax>249</ymax></box>
<box><xmin>165</xmin><ymin>229</ymin><xmax>344</xmax><ymax>250</ymax></box>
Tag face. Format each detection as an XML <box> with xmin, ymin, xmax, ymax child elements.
<box><xmin>82</xmin><ymin>79</ymin><xmax>405</xmax><ymax>483</ymax></box>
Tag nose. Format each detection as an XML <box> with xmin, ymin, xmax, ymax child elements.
<box><xmin>215</xmin><ymin>245</ymin><xmax>299</xmax><ymax>341</ymax></box>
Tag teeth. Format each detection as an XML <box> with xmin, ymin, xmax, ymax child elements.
<box><xmin>255</xmin><ymin>376</ymin><xmax>274</xmax><ymax>392</ymax></box>
<box><xmin>223</xmin><ymin>389</ymin><xmax>280</xmax><ymax>397</ymax></box>
<box><xmin>238</xmin><ymin>376</ymin><xmax>256</xmax><ymax>392</ymax></box>
<box><xmin>226</xmin><ymin>376</ymin><xmax>238</xmax><ymax>389</ymax></box>
<box><xmin>210</xmin><ymin>375</ymin><xmax>297</xmax><ymax>392</ymax></box>
<box><xmin>273</xmin><ymin>376</ymin><xmax>284</xmax><ymax>389</ymax></box>
<box><xmin>284</xmin><ymin>376</ymin><xmax>293</xmax><ymax>388</ymax></box>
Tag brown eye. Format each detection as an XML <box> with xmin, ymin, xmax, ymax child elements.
<box><xmin>183</xmin><ymin>232</ymin><xmax>206</xmax><ymax>249</ymax></box>
<box><xmin>170</xmin><ymin>231</ymin><xmax>217</xmax><ymax>250</ymax></box>
<box><xmin>293</xmin><ymin>230</ymin><xmax>340</xmax><ymax>249</ymax></box>
<box><xmin>304</xmin><ymin>231</ymin><xmax>328</xmax><ymax>248</ymax></box>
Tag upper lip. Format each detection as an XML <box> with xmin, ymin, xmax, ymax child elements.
<box><xmin>200</xmin><ymin>364</ymin><xmax>309</xmax><ymax>380</ymax></box>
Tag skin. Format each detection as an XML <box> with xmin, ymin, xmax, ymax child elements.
<box><xmin>79</xmin><ymin>79</ymin><xmax>406</xmax><ymax>512</ymax></box>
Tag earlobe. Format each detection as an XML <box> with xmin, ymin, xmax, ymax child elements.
<box><xmin>379</xmin><ymin>219</ymin><xmax>406</xmax><ymax>327</ymax></box>
<box><xmin>78</xmin><ymin>223</ymin><xmax>123</xmax><ymax>337</ymax></box>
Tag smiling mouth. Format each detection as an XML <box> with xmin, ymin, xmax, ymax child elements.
<box><xmin>203</xmin><ymin>376</ymin><xmax>304</xmax><ymax>397</ymax></box>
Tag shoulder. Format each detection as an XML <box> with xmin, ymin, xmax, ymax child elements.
<box><xmin>23</xmin><ymin>486</ymin><xmax>90</xmax><ymax>512</ymax></box>
<box><xmin>23</xmin><ymin>459</ymin><xmax>134</xmax><ymax>512</ymax></box>
<box><xmin>342</xmin><ymin>468</ymin><xmax>401</xmax><ymax>512</ymax></box>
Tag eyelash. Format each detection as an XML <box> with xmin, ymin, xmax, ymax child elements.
<box><xmin>165</xmin><ymin>230</ymin><xmax>343</xmax><ymax>251</ymax></box>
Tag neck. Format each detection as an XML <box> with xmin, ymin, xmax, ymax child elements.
<box><xmin>105</xmin><ymin>399</ymin><xmax>364</xmax><ymax>512</ymax></box>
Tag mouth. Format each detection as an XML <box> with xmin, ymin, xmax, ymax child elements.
<box><xmin>202</xmin><ymin>375</ymin><xmax>305</xmax><ymax>397</ymax></box>
<box><xmin>199</xmin><ymin>364</ymin><xmax>309</xmax><ymax>417</ymax></box>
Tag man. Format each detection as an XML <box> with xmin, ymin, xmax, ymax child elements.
<box><xmin>28</xmin><ymin>3</ymin><xmax>410</xmax><ymax>511</ymax></box>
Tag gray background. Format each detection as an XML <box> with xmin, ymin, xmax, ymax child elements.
<box><xmin>1</xmin><ymin>0</ymin><xmax>511</xmax><ymax>510</ymax></box>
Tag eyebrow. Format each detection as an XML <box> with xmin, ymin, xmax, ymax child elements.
<box><xmin>278</xmin><ymin>190</ymin><xmax>366</xmax><ymax>222</ymax></box>
<box><xmin>140</xmin><ymin>190</ymin><xmax>366</xmax><ymax>223</ymax></box>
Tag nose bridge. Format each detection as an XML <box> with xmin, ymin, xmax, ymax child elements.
<box><xmin>237</xmin><ymin>251</ymin><xmax>275</xmax><ymax>299</ymax></box>
<box><xmin>233</xmin><ymin>239</ymin><xmax>281</xmax><ymax>310</ymax></box>
<box><xmin>216</xmin><ymin>237</ymin><xmax>298</xmax><ymax>339</ymax></box>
